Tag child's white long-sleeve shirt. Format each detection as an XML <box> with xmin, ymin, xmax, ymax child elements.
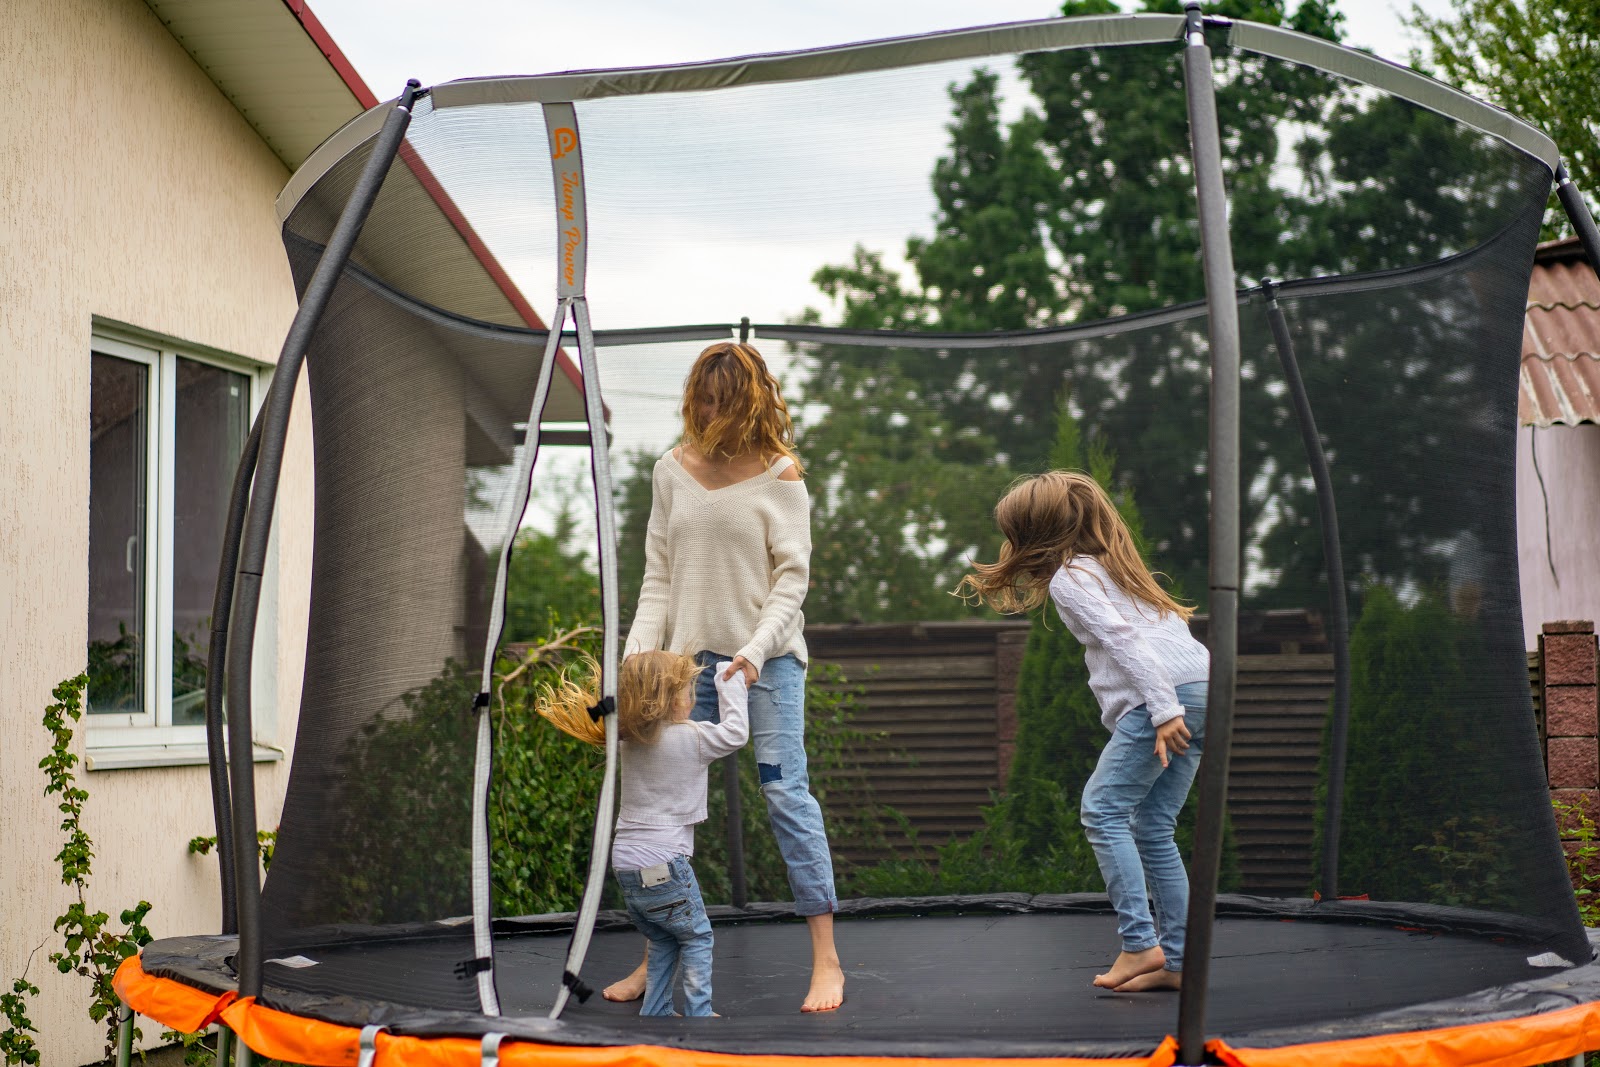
<box><xmin>612</xmin><ymin>664</ymin><xmax>750</xmax><ymax>870</ymax></box>
<box><xmin>1048</xmin><ymin>557</ymin><xmax>1210</xmax><ymax>731</ymax></box>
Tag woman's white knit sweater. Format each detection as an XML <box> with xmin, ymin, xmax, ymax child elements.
<box><xmin>1049</xmin><ymin>556</ymin><xmax>1210</xmax><ymax>730</ymax></box>
<box><xmin>624</xmin><ymin>450</ymin><xmax>810</xmax><ymax>672</ymax></box>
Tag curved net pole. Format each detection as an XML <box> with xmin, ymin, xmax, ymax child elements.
<box><xmin>1176</xmin><ymin>5</ymin><xmax>1241</xmax><ymax>1063</ymax></box>
<box><xmin>225</xmin><ymin>80</ymin><xmax>421</xmax><ymax>1000</ymax></box>
<box><xmin>1556</xmin><ymin>164</ymin><xmax>1600</xmax><ymax>279</ymax></box>
<box><xmin>202</xmin><ymin>382</ymin><xmax>272</xmax><ymax>935</ymax></box>
<box><xmin>1259</xmin><ymin>280</ymin><xmax>1352</xmax><ymax>902</ymax></box>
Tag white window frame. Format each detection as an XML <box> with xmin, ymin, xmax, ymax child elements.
<box><xmin>86</xmin><ymin>325</ymin><xmax>281</xmax><ymax>770</ymax></box>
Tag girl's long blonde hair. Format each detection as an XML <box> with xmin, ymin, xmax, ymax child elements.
<box><xmin>681</xmin><ymin>342</ymin><xmax>804</xmax><ymax>474</ymax></box>
<box><xmin>957</xmin><ymin>470</ymin><xmax>1193</xmax><ymax>620</ymax></box>
<box><xmin>537</xmin><ymin>651</ymin><xmax>702</xmax><ymax>746</ymax></box>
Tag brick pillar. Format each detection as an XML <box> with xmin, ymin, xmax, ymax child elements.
<box><xmin>1544</xmin><ymin>620</ymin><xmax>1600</xmax><ymax>883</ymax></box>
<box><xmin>995</xmin><ymin>629</ymin><xmax>1029</xmax><ymax>787</ymax></box>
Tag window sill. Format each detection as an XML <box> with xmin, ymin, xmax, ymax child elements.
<box><xmin>85</xmin><ymin>744</ymin><xmax>284</xmax><ymax>772</ymax></box>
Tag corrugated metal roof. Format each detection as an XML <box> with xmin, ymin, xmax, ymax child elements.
<box><xmin>1521</xmin><ymin>237</ymin><xmax>1600</xmax><ymax>427</ymax></box>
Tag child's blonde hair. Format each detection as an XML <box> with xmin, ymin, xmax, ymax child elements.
<box><xmin>537</xmin><ymin>651</ymin><xmax>703</xmax><ymax>746</ymax></box>
<box><xmin>957</xmin><ymin>470</ymin><xmax>1194</xmax><ymax>621</ymax></box>
<box><xmin>681</xmin><ymin>342</ymin><xmax>804</xmax><ymax>475</ymax></box>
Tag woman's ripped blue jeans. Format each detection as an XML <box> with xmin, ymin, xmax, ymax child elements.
<box><xmin>692</xmin><ymin>651</ymin><xmax>837</xmax><ymax>916</ymax></box>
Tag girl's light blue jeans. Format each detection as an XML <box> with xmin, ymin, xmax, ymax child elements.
<box><xmin>1080</xmin><ymin>681</ymin><xmax>1208</xmax><ymax>972</ymax></box>
<box><xmin>692</xmin><ymin>651</ymin><xmax>838</xmax><ymax>916</ymax></box>
<box><xmin>616</xmin><ymin>854</ymin><xmax>714</xmax><ymax>1016</ymax></box>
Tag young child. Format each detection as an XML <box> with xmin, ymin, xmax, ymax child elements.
<box><xmin>538</xmin><ymin>650</ymin><xmax>749</xmax><ymax>1016</ymax></box>
<box><xmin>959</xmin><ymin>470</ymin><xmax>1210</xmax><ymax>992</ymax></box>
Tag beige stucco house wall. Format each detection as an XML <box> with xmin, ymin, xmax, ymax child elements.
<box><xmin>1517</xmin><ymin>423</ymin><xmax>1600</xmax><ymax>648</ymax></box>
<box><xmin>1</xmin><ymin>1</ymin><xmax>314</xmax><ymax>1062</ymax></box>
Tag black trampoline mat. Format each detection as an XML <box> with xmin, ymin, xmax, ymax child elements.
<box><xmin>263</xmin><ymin>912</ymin><xmax>1554</xmax><ymax>1054</ymax></box>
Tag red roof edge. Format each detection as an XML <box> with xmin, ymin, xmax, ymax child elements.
<box><xmin>278</xmin><ymin>0</ymin><xmax>598</xmax><ymax>420</ymax></box>
<box><xmin>278</xmin><ymin>0</ymin><xmax>379</xmax><ymax>110</ymax></box>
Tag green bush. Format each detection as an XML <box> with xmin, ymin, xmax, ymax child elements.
<box><xmin>1314</xmin><ymin>585</ymin><xmax>1518</xmax><ymax>907</ymax></box>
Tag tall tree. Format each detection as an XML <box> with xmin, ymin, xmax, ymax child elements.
<box><xmin>1407</xmin><ymin>0</ymin><xmax>1600</xmax><ymax>240</ymax></box>
<box><xmin>796</xmin><ymin>0</ymin><xmax>1541</xmax><ymax>626</ymax></box>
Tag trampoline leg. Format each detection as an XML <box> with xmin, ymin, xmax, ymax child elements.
<box><xmin>216</xmin><ymin>1025</ymin><xmax>233</xmax><ymax>1066</ymax></box>
<box><xmin>115</xmin><ymin>1004</ymin><xmax>133</xmax><ymax>1067</ymax></box>
<box><xmin>1568</xmin><ymin>1054</ymin><xmax>1585</xmax><ymax>1067</ymax></box>
<box><xmin>235</xmin><ymin>1037</ymin><xmax>256</xmax><ymax>1067</ymax></box>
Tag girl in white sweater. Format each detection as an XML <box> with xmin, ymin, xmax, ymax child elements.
<box><xmin>960</xmin><ymin>470</ymin><xmax>1210</xmax><ymax>993</ymax></box>
<box><xmin>539</xmin><ymin>650</ymin><xmax>749</xmax><ymax>1016</ymax></box>
<box><xmin>611</xmin><ymin>341</ymin><xmax>845</xmax><ymax>1013</ymax></box>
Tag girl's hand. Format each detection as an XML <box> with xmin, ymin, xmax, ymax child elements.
<box><xmin>1154</xmin><ymin>715</ymin><xmax>1190</xmax><ymax>768</ymax></box>
<box><xmin>722</xmin><ymin>657</ymin><xmax>758</xmax><ymax>685</ymax></box>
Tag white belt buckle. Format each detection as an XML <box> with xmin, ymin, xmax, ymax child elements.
<box><xmin>640</xmin><ymin>862</ymin><xmax>672</xmax><ymax>887</ymax></box>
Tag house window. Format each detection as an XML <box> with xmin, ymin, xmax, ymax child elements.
<box><xmin>87</xmin><ymin>330</ymin><xmax>275</xmax><ymax>766</ymax></box>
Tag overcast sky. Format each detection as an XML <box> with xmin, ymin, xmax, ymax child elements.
<box><xmin>309</xmin><ymin>0</ymin><xmax>1451</xmax><ymax>92</ymax></box>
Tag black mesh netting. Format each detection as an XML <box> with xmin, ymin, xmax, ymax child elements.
<box><xmin>235</xmin><ymin>29</ymin><xmax>1590</xmax><ymax>1050</ymax></box>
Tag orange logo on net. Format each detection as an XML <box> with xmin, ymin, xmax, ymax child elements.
<box><xmin>552</xmin><ymin>127</ymin><xmax>578</xmax><ymax>159</ymax></box>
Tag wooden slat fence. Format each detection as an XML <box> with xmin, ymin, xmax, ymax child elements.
<box><xmin>808</xmin><ymin>617</ymin><xmax>1337</xmax><ymax>893</ymax></box>
<box><xmin>808</xmin><ymin>623</ymin><xmax>1012</xmax><ymax>863</ymax></box>
<box><xmin>808</xmin><ymin>620</ymin><xmax>1551</xmax><ymax>894</ymax></box>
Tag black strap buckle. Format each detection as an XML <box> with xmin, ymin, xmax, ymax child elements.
<box><xmin>586</xmin><ymin>695</ymin><xmax>615</xmax><ymax>722</ymax></box>
<box><xmin>562</xmin><ymin>969</ymin><xmax>594</xmax><ymax>1003</ymax></box>
<box><xmin>454</xmin><ymin>956</ymin><xmax>493</xmax><ymax>979</ymax></box>
<box><xmin>472</xmin><ymin>691</ymin><xmax>491</xmax><ymax>711</ymax></box>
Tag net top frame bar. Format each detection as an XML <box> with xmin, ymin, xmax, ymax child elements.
<box><xmin>276</xmin><ymin>13</ymin><xmax>1560</xmax><ymax>228</ymax></box>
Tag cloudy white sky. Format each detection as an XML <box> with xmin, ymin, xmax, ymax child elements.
<box><xmin>301</xmin><ymin>0</ymin><xmax>1459</xmax><ymax>531</ymax></box>
<box><xmin>310</xmin><ymin>0</ymin><xmax>1450</xmax><ymax>90</ymax></box>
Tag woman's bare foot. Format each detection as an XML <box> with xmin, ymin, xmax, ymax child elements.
<box><xmin>1115</xmin><ymin>968</ymin><xmax>1181</xmax><ymax>992</ymax></box>
<box><xmin>800</xmin><ymin>913</ymin><xmax>845</xmax><ymax>1012</ymax></box>
<box><xmin>1093</xmin><ymin>947</ymin><xmax>1165</xmax><ymax>989</ymax></box>
<box><xmin>601</xmin><ymin>958</ymin><xmax>648</xmax><ymax>1002</ymax></box>
<box><xmin>802</xmin><ymin>957</ymin><xmax>845</xmax><ymax>1012</ymax></box>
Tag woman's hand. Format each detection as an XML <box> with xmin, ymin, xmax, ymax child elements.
<box><xmin>722</xmin><ymin>656</ymin><xmax>758</xmax><ymax>686</ymax></box>
<box><xmin>1154</xmin><ymin>715</ymin><xmax>1190</xmax><ymax>768</ymax></box>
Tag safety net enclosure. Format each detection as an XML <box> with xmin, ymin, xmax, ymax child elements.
<box><xmin>114</xmin><ymin>8</ymin><xmax>1600</xmax><ymax>1067</ymax></box>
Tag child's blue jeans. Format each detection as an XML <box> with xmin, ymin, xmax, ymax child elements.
<box><xmin>1080</xmin><ymin>681</ymin><xmax>1209</xmax><ymax>972</ymax></box>
<box><xmin>691</xmin><ymin>651</ymin><xmax>837</xmax><ymax>916</ymax></box>
<box><xmin>615</xmin><ymin>855</ymin><xmax>714</xmax><ymax>1016</ymax></box>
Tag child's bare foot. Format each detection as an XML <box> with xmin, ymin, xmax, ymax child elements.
<box><xmin>801</xmin><ymin>957</ymin><xmax>845</xmax><ymax>1012</ymax></box>
<box><xmin>1115</xmin><ymin>968</ymin><xmax>1181</xmax><ymax>992</ymax></box>
<box><xmin>1093</xmin><ymin>947</ymin><xmax>1165</xmax><ymax>989</ymax></box>
<box><xmin>601</xmin><ymin>959</ymin><xmax>648</xmax><ymax>1002</ymax></box>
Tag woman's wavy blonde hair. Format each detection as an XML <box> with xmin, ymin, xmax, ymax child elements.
<box><xmin>681</xmin><ymin>342</ymin><xmax>803</xmax><ymax>474</ymax></box>
<box><xmin>957</xmin><ymin>470</ymin><xmax>1193</xmax><ymax>620</ymax></box>
<box><xmin>537</xmin><ymin>651</ymin><xmax>703</xmax><ymax>746</ymax></box>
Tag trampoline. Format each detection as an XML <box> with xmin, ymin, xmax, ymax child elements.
<box><xmin>113</xmin><ymin>7</ymin><xmax>1600</xmax><ymax>1067</ymax></box>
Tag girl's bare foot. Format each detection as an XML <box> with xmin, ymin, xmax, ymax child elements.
<box><xmin>1115</xmin><ymin>968</ymin><xmax>1181</xmax><ymax>992</ymax></box>
<box><xmin>800</xmin><ymin>913</ymin><xmax>845</xmax><ymax>1012</ymax></box>
<box><xmin>1093</xmin><ymin>947</ymin><xmax>1165</xmax><ymax>989</ymax></box>
<box><xmin>601</xmin><ymin>958</ymin><xmax>648</xmax><ymax>1002</ymax></box>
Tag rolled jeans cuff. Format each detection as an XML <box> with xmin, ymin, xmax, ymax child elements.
<box><xmin>792</xmin><ymin>896</ymin><xmax>837</xmax><ymax>918</ymax></box>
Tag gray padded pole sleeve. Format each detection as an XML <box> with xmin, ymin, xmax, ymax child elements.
<box><xmin>550</xmin><ymin>296</ymin><xmax>620</xmax><ymax>1020</ymax></box>
<box><xmin>1176</xmin><ymin>8</ymin><xmax>1241</xmax><ymax>1064</ymax></box>
<box><xmin>544</xmin><ymin>102</ymin><xmax>588</xmax><ymax>299</ymax></box>
<box><xmin>227</xmin><ymin>82</ymin><xmax>418</xmax><ymax>1001</ymax></box>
